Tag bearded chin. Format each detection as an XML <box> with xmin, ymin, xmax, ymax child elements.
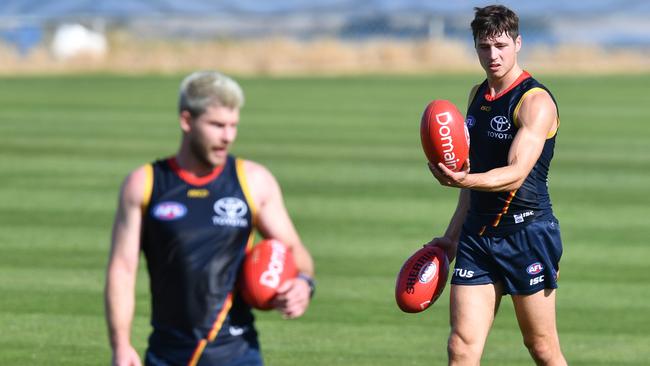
<box><xmin>189</xmin><ymin>137</ymin><xmax>215</xmax><ymax>168</ymax></box>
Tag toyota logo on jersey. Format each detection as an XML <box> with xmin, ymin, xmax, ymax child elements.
<box><xmin>212</xmin><ymin>197</ymin><xmax>248</xmax><ymax>227</ymax></box>
<box><xmin>488</xmin><ymin>115</ymin><xmax>513</xmax><ymax>140</ymax></box>
<box><xmin>490</xmin><ymin>115</ymin><xmax>511</xmax><ymax>132</ymax></box>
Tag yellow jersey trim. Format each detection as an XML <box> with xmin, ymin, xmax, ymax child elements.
<box><xmin>513</xmin><ymin>87</ymin><xmax>544</xmax><ymax>128</ymax></box>
<box><xmin>492</xmin><ymin>189</ymin><xmax>517</xmax><ymax>228</ymax></box>
<box><xmin>187</xmin><ymin>293</ymin><xmax>234</xmax><ymax>366</ymax></box>
<box><xmin>513</xmin><ymin>87</ymin><xmax>559</xmax><ymax>139</ymax></box>
<box><xmin>187</xmin><ymin>341</ymin><xmax>207</xmax><ymax>366</ymax></box>
<box><xmin>236</xmin><ymin>158</ymin><xmax>257</xmax><ymax>228</ymax></box>
<box><xmin>141</xmin><ymin>164</ymin><xmax>154</xmax><ymax>213</ymax></box>
<box><xmin>467</xmin><ymin>84</ymin><xmax>481</xmax><ymax>109</ymax></box>
<box><xmin>548</xmin><ymin>117</ymin><xmax>560</xmax><ymax>139</ymax></box>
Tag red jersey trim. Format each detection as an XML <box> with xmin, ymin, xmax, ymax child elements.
<box><xmin>187</xmin><ymin>292</ymin><xmax>234</xmax><ymax>366</ymax></box>
<box><xmin>492</xmin><ymin>190</ymin><xmax>517</xmax><ymax>227</ymax></box>
<box><xmin>484</xmin><ymin>71</ymin><xmax>531</xmax><ymax>101</ymax></box>
<box><xmin>168</xmin><ymin>157</ymin><xmax>225</xmax><ymax>186</ymax></box>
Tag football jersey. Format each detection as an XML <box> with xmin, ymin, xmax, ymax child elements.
<box><xmin>141</xmin><ymin>154</ymin><xmax>258</xmax><ymax>365</ymax></box>
<box><xmin>464</xmin><ymin>71</ymin><xmax>559</xmax><ymax>236</ymax></box>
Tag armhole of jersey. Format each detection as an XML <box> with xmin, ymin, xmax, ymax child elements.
<box><xmin>513</xmin><ymin>87</ymin><xmax>559</xmax><ymax>139</ymax></box>
<box><xmin>467</xmin><ymin>84</ymin><xmax>481</xmax><ymax>109</ymax></box>
<box><xmin>548</xmin><ymin>117</ymin><xmax>560</xmax><ymax>139</ymax></box>
<box><xmin>236</xmin><ymin>158</ymin><xmax>258</xmax><ymax>228</ymax></box>
<box><xmin>236</xmin><ymin>159</ymin><xmax>258</xmax><ymax>252</ymax></box>
<box><xmin>141</xmin><ymin>164</ymin><xmax>154</xmax><ymax>213</ymax></box>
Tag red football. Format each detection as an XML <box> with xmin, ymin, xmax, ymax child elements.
<box><xmin>395</xmin><ymin>245</ymin><xmax>450</xmax><ymax>313</ymax></box>
<box><xmin>239</xmin><ymin>239</ymin><xmax>298</xmax><ymax>310</ymax></box>
<box><xmin>420</xmin><ymin>100</ymin><xmax>469</xmax><ymax>172</ymax></box>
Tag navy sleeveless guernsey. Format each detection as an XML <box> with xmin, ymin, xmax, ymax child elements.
<box><xmin>141</xmin><ymin>154</ymin><xmax>259</xmax><ymax>365</ymax></box>
<box><xmin>464</xmin><ymin>71</ymin><xmax>559</xmax><ymax>236</ymax></box>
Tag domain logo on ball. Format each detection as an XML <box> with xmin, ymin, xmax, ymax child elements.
<box><xmin>420</xmin><ymin>100</ymin><xmax>470</xmax><ymax>172</ymax></box>
<box><xmin>239</xmin><ymin>239</ymin><xmax>298</xmax><ymax>310</ymax></box>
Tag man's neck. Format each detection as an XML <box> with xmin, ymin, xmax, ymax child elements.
<box><xmin>487</xmin><ymin>65</ymin><xmax>523</xmax><ymax>97</ymax></box>
<box><xmin>175</xmin><ymin>148</ymin><xmax>218</xmax><ymax>177</ymax></box>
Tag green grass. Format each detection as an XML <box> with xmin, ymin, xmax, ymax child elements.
<box><xmin>1</xmin><ymin>73</ymin><xmax>649</xmax><ymax>365</ymax></box>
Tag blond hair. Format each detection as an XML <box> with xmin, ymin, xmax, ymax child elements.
<box><xmin>178</xmin><ymin>71</ymin><xmax>245</xmax><ymax>116</ymax></box>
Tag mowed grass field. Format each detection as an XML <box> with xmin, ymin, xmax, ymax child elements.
<box><xmin>1</xmin><ymin>73</ymin><xmax>649</xmax><ymax>365</ymax></box>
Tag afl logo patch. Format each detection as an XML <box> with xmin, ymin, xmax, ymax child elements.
<box><xmin>526</xmin><ymin>262</ymin><xmax>544</xmax><ymax>275</ymax></box>
<box><xmin>418</xmin><ymin>262</ymin><xmax>438</xmax><ymax>284</ymax></box>
<box><xmin>152</xmin><ymin>201</ymin><xmax>187</xmax><ymax>221</ymax></box>
<box><xmin>465</xmin><ymin>115</ymin><xmax>476</xmax><ymax>129</ymax></box>
<box><xmin>212</xmin><ymin>197</ymin><xmax>249</xmax><ymax>227</ymax></box>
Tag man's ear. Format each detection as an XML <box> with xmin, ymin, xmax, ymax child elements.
<box><xmin>514</xmin><ymin>35</ymin><xmax>522</xmax><ymax>53</ymax></box>
<box><xmin>180</xmin><ymin>110</ymin><xmax>193</xmax><ymax>133</ymax></box>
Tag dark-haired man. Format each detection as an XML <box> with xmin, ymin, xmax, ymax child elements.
<box><xmin>428</xmin><ymin>5</ymin><xmax>567</xmax><ymax>365</ymax></box>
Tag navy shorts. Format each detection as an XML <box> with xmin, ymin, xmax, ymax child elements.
<box><xmin>145</xmin><ymin>346</ymin><xmax>262</xmax><ymax>366</ymax></box>
<box><xmin>145</xmin><ymin>333</ymin><xmax>262</xmax><ymax>366</ymax></box>
<box><xmin>451</xmin><ymin>219</ymin><xmax>563</xmax><ymax>295</ymax></box>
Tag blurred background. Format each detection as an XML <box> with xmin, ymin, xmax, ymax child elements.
<box><xmin>1</xmin><ymin>0</ymin><xmax>649</xmax><ymax>75</ymax></box>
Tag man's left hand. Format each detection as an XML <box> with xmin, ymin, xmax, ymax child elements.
<box><xmin>428</xmin><ymin>160</ymin><xmax>470</xmax><ymax>188</ymax></box>
<box><xmin>272</xmin><ymin>277</ymin><xmax>311</xmax><ymax>319</ymax></box>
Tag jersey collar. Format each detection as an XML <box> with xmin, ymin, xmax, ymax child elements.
<box><xmin>484</xmin><ymin>70</ymin><xmax>531</xmax><ymax>101</ymax></box>
<box><xmin>168</xmin><ymin>157</ymin><xmax>225</xmax><ymax>186</ymax></box>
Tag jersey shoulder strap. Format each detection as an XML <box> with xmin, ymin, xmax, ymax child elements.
<box><xmin>141</xmin><ymin>163</ymin><xmax>154</xmax><ymax>212</ymax></box>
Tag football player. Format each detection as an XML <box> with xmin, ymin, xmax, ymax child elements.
<box><xmin>428</xmin><ymin>5</ymin><xmax>567</xmax><ymax>365</ymax></box>
<box><xmin>105</xmin><ymin>71</ymin><xmax>315</xmax><ymax>366</ymax></box>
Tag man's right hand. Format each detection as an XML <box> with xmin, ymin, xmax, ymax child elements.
<box><xmin>424</xmin><ymin>236</ymin><xmax>457</xmax><ymax>263</ymax></box>
<box><xmin>112</xmin><ymin>345</ymin><xmax>142</xmax><ymax>366</ymax></box>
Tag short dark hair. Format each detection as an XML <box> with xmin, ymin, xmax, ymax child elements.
<box><xmin>471</xmin><ymin>5</ymin><xmax>519</xmax><ymax>43</ymax></box>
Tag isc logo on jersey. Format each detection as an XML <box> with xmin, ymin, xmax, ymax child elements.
<box><xmin>212</xmin><ymin>197</ymin><xmax>248</xmax><ymax>227</ymax></box>
<box><xmin>152</xmin><ymin>201</ymin><xmax>187</xmax><ymax>221</ymax></box>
